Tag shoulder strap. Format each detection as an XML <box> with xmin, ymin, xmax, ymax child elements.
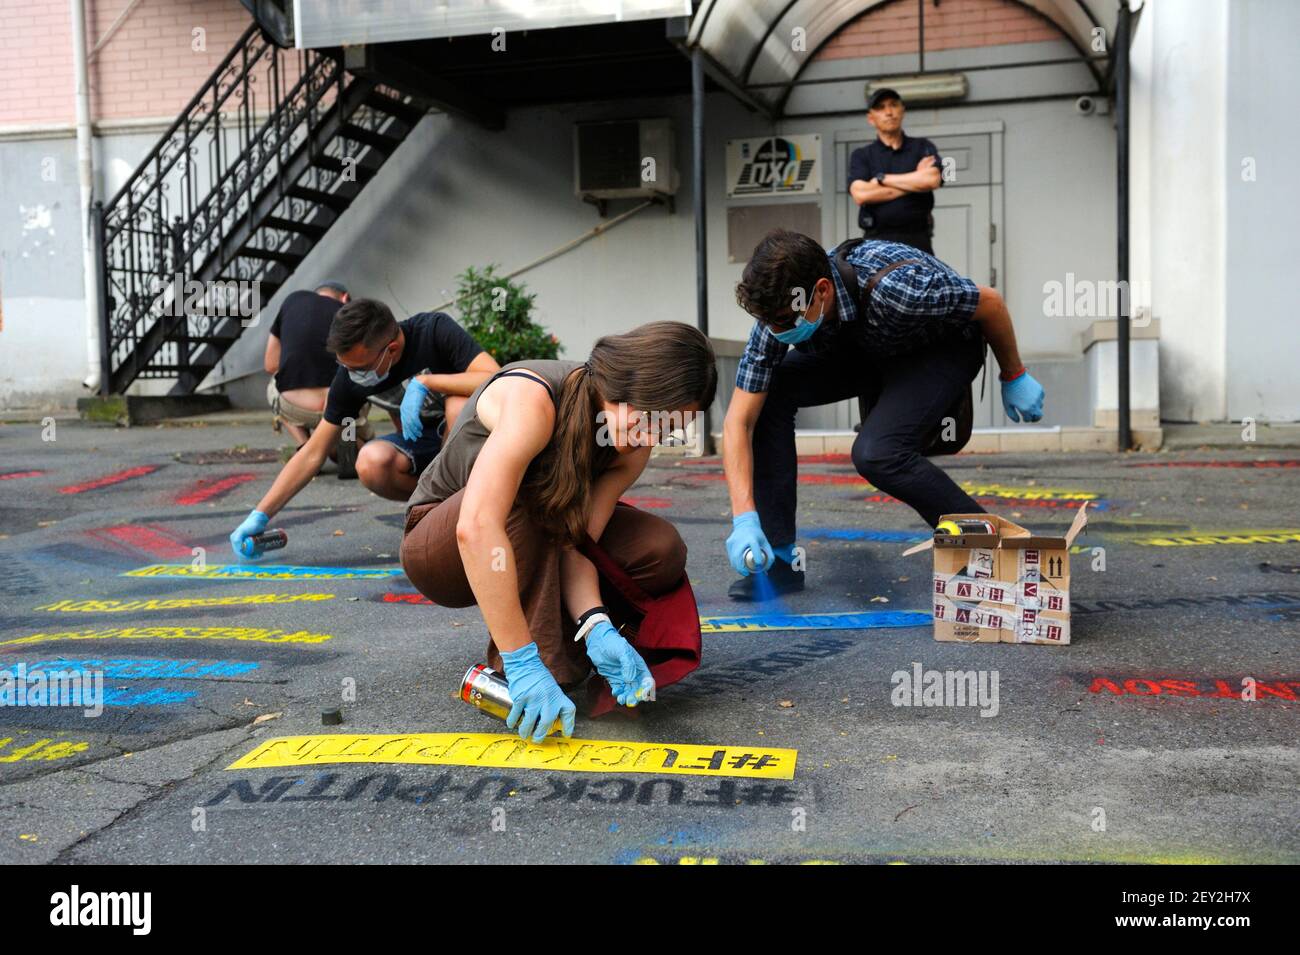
<box><xmin>488</xmin><ymin>369</ymin><xmax>557</xmax><ymax>407</ymax></box>
<box><xmin>865</xmin><ymin>258</ymin><xmax>923</xmax><ymax>296</ymax></box>
<box><xmin>832</xmin><ymin>240</ymin><xmax>923</xmax><ymax>314</ymax></box>
<box><xmin>830</xmin><ymin>239</ymin><xmax>863</xmax><ymax>300</ymax></box>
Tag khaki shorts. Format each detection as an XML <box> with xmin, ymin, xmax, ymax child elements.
<box><xmin>267</xmin><ymin>379</ymin><xmax>373</xmax><ymax>439</ymax></box>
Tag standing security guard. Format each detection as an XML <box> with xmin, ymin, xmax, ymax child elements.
<box><xmin>848</xmin><ymin>88</ymin><xmax>943</xmax><ymax>254</ymax></box>
<box><xmin>721</xmin><ymin>229</ymin><xmax>1045</xmax><ymax>600</ymax></box>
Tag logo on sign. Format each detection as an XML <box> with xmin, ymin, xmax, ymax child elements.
<box><xmin>735</xmin><ymin>137</ymin><xmax>817</xmax><ymax>194</ymax></box>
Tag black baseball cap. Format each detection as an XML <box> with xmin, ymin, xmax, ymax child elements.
<box><xmin>867</xmin><ymin>87</ymin><xmax>903</xmax><ymax>110</ymax></box>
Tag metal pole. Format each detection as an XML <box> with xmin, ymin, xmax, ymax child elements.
<box><xmin>1116</xmin><ymin>1</ymin><xmax>1132</xmax><ymax>451</ymax></box>
<box><xmin>692</xmin><ymin>47</ymin><xmax>715</xmax><ymax>455</ymax></box>
<box><xmin>93</xmin><ymin>201</ymin><xmax>111</xmax><ymax>396</ymax></box>
<box><xmin>71</xmin><ymin>0</ymin><xmax>102</xmax><ymax>392</ymax></box>
<box><xmin>918</xmin><ymin>0</ymin><xmax>925</xmax><ymax>73</ymax></box>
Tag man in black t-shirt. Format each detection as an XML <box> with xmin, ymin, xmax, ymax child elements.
<box><xmin>847</xmin><ymin>88</ymin><xmax>944</xmax><ymax>254</ymax></box>
<box><xmin>231</xmin><ymin>298</ymin><xmax>499</xmax><ymax>558</ymax></box>
<box><xmin>264</xmin><ymin>281</ymin><xmax>373</xmax><ymax>451</ymax></box>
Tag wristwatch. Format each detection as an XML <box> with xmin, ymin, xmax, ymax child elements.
<box><xmin>574</xmin><ymin>605</ymin><xmax>612</xmax><ymax>642</ymax></box>
<box><xmin>875</xmin><ymin>171</ymin><xmax>887</xmax><ymax>186</ymax></box>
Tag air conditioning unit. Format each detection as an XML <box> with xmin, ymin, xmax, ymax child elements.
<box><xmin>574</xmin><ymin>119</ymin><xmax>677</xmax><ymax>203</ymax></box>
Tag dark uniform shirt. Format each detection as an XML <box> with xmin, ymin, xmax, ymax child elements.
<box><xmin>322</xmin><ymin>312</ymin><xmax>483</xmax><ymax>426</ymax></box>
<box><xmin>847</xmin><ymin>134</ymin><xmax>943</xmax><ymax>234</ymax></box>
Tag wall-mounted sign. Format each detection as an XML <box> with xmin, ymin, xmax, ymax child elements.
<box><xmin>725</xmin><ymin>135</ymin><xmax>822</xmax><ymax>198</ymax></box>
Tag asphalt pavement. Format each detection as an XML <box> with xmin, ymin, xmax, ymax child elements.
<box><xmin>0</xmin><ymin>415</ymin><xmax>1296</xmax><ymax>864</ymax></box>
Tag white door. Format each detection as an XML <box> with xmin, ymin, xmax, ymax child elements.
<box><xmin>840</xmin><ymin>131</ymin><xmax>1004</xmax><ymax>427</ymax></box>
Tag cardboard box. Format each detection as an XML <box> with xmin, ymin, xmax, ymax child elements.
<box><xmin>903</xmin><ymin>505</ymin><xmax>1088</xmax><ymax>645</ymax></box>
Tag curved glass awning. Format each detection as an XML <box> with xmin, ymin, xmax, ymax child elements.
<box><xmin>686</xmin><ymin>0</ymin><xmax>1117</xmax><ymax>114</ymax></box>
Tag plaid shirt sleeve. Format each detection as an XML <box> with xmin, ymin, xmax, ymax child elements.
<box><xmin>734</xmin><ymin>319</ymin><xmax>788</xmax><ymax>393</ymax></box>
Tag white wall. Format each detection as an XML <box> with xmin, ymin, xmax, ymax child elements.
<box><xmin>0</xmin><ymin>135</ymin><xmax>88</xmax><ymax>409</ymax></box>
<box><xmin>1130</xmin><ymin>0</ymin><xmax>1229</xmax><ymax>422</ymax></box>
<box><xmin>7</xmin><ymin>5</ymin><xmax>1297</xmax><ymax>424</ymax></box>
<box><xmin>1224</xmin><ymin>0</ymin><xmax>1300</xmax><ymax>421</ymax></box>
<box><xmin>211</xmin><ymin>95</ymin><xmax>712</xmax><ymax>394</ymax></box>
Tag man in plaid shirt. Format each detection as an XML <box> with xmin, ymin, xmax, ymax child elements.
<box><xmin>722</xmin><ymin>228</ymin><xmax>1045</xmax><ymax>600</ymax></box>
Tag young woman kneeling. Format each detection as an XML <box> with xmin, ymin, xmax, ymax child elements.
<box><xmin>400</xmin><ymin>322</ymin><xmax>717</xmax><ymax>742</ymax></box>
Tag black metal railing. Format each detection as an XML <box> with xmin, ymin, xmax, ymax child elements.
<box><xmin>96</xmin><ymin>22</ymin><xmax>419</xmax><ymax>395</ymax></box>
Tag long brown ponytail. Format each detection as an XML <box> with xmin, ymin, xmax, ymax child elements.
<box><xmin>521</xmin><ymin>321</ymin><xmax>717</xmax><ymax>543</ymax></box>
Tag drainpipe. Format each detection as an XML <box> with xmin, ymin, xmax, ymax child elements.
<box><xmin>692</xmin><ymin>47</ymin><xmax>714</xmax><ymax>454</ymax></box>
<box><xmin>72</xmin><ymin>0</ymin><xmax>102</xmax><ymax>392</ymax></box>
<box><xmin>1116</xmin><ymin>0</ymin><xmax>1132</xmax><ymax>451</ymax></box>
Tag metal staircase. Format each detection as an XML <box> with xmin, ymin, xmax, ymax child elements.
<box><xmin>95</xmin><ymin>22</ymin><xmax>424</xmax><ymax>396</ymax></box>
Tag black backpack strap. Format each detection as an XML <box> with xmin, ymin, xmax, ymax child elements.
<box><xmin>832</xmin><ymin>238</ymin><xmax>923</xmax><ymax>317</ymax></box>
<box><xmin>864</xmin><ymin>258</ymin><xmax>923</xmax><ymax>298</ymax></box>
<box><xmin>830</xmin><ymin>239</ymin><xmax>864</xmax><ymax>305</ymax></box>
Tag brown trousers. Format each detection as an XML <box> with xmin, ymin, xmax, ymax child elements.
<box><xmin>400</xmin><ymin>492</ymin><xmax>687</xmax><ymax>686</ymax></box>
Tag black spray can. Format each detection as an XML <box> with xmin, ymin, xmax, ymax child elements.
<box><xmin>249</xmin><ymin>529</ymin><xmax>288</xmax><ymax>552</ymax></box>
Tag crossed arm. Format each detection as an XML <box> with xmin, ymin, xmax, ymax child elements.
<box><xmin>849</xmin><ymin>155</ymin><xmax>942</xmax><ymax>206</ymax></box>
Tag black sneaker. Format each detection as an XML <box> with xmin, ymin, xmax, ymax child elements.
<box><xmin>336</xmin><ymin>437</ymin><xmax>359</xmax><ymax>480</ymax></box>
<box><xmin>727</xmin><ymin>558</ymin><xmax>805</xmax><ymax>601</ymax></box>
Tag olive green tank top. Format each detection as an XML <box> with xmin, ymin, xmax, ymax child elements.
<box><xmin>405</xmin><ymin>358</ymin><xmax>583</xmax><ymax>519</ymax></box>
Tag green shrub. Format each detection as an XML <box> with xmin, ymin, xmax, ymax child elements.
<box><xmin>454</xmin><ymin>265</ymin><xmax>561</xmax><ymax>366</ymax></box>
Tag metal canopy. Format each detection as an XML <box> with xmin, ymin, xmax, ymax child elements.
<box><xmin>687</xmin><ymin>0</ymin><xmax>1117</xmax><ymax>113</ymax></box>
<box><xmin>294</xmin><ymin>0</ymin><xmax>693</xmax><ymax>49</ymax></box>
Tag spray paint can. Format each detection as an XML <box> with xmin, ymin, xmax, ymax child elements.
<box><xmin>460</xmin><ymin>664</ymin><xmax>565</xmax><ymax>738</ymax></box>
<box><xmin>248</xmin><ymin>529</ymin><xmax>288</xmax><ymax>553</ymax></box>
<box><xmin>742</xmin><ymin>548</ymin><xmax>769</xmax><ymax>573</ymax></box>
<box><xmin>935</xmin><ymin>518</ymin><xmax>996</xmax><ymax>537</ymax></box>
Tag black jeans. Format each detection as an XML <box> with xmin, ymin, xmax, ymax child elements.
<box><xmin>752</xmin><ymin>333</ymin><xmax>985</xmax><ymax>544</ymax></box>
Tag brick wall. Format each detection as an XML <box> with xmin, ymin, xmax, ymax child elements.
<box><xmin>816</xmin><ymin>0</ymin><xmax>1062</xmax><ymax>61</ymax></box>
<box><xmin>1</xmin><ymin>0</ymin><xmax>256</xmax><ymax>127</ymax></box>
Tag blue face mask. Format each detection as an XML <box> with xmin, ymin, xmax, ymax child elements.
<box><xmin>772</xmin><ymin>313</ymin><xmax>822</xmax><ymax>345</ymax></box>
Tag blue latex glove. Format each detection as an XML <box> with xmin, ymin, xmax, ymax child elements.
<box><xmin>501</xmin><ymin>643</ymin><xmax>576</xmax><ymax>743</ymax></box>
<box><xmin>400</xmin><ymin>379</ymin><xmax>430</xmax><ymax>442</ymax></box>
<box><xmin>726</xmin><ymin>510</ymin><xmax>773</xmax><ymax>576</ymax></box>
<box><xmin>229</xmin><ymin>509</ymin><xmax>269</xmax><ymax>558</ymax></box>
<box><xmin>584</xmin><ymin>620</ymin><xmax>655</xmax><ymax>707</ymax></box>
<box><xmin>1001</xmin><ymin>369</ymin><xmax>1045</xmax><ymax>423</ymax></box>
